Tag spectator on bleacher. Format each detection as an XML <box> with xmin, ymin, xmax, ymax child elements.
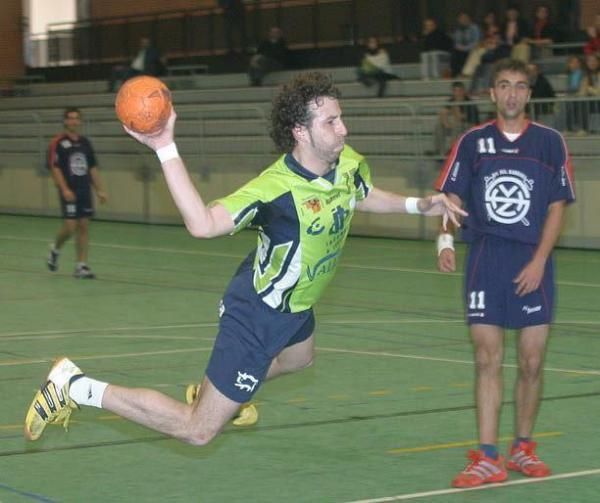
<box><xmin>433</xmin><ymin>81</ymin><xmax>480</xmax><ymax>155</ymax></box>
<box><xmin>500</xmin><ymin>5</ymin><xmax>531</xmax><ymax>63</ymax></box>
<box><xmin>356</xmin><ymin>36</ymin><xmax>398</xmax><ymax>98</ymax></box>
<box><xmin>460</xmin><ymin>11</ymin><xmax>500</xmax><ymax>77</ymax></box>
<box><xmin>450</xmin><ymin>12</ymin><xmax>481</xmax><ymax>77</ymax></box>
<box><xmin>583</xmin><ymin>14</ymin><xmax>600</xmax><ymax>56</ymax></box>
<box><xmin>525</xmin><ymin>4</ymin><xmax>558</xmax><ymax>60</ymax></box>
<box><xmin>561</xmin><ymin>55</ymin><xmax>585</xmax><ymax>132</ymax></box>
<box><xmin>46</xmin><ymin>108</ymin><xmax>107</xmax><ymax>279</ymax></box>
<box><xmin>420</xmin><ymin>18</ymin><xmax>453</xmax><ymax>79</ymax></box>
<box><xmin>579</xmin><ymin>53</ymin><xmax>600</xmax><ymax>133</ymax></box>
<box><xmin>219</xmin><ymin>0</ymin><xmax>248</xmax><ymax>54</ymax></box>
<box><xmin>248</xmin><ymin>27</ymin><xmax>288</xmax><ymax>87</ymax></box>
<box><xmin>469</xmin><ymin>32</ymin><xmax>511</xmax><ymax>96</ymax></box>
<box><xmin>108</xmin><ymin>37</ymin><xmax>165</xmax><ymax>92</ymax></box>
<box><xmin>527</xmin><ymin>63</ymin><xmax>555</xmax><ymax>120</ymax></box>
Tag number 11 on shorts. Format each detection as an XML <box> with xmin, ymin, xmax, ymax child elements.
<box><xmin>469</xmin><ymin>290</ymin><xmax>486</xmax><ymax>310</ymax></box>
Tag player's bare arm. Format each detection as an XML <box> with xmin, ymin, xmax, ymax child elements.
<box><xmin>124</xmin><ymin>110</ymin><xmax>234</xmax><ymax>238</ymax></box>
<box><xmin>89</xmin><ymin>167</ymin><xmax>108</xmax><ymax>203</ymax></box>
<box><xmin>356</xmin><ymin>187</ymin><xmax>466</xmax><ymax>228</ymax></box>
<box><xmin>513</xmin><ymin>200</ymin><xmax>566</xmax><ymax>297</ymax></box>
<box><xmin>50</xmin><ymin>165</ymin><xmax>75</xmax><ymax>202</ymax></box>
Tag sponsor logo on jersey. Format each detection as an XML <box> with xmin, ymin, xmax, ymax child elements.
<box><xmin>307</xmin><ymin>217</ymin><xmax>325</xmax><ymax>235</ymax></box>
<box><xmin>500</xmin><ymin>148</ymin><xmax>519</xmax><ymax>154</ymax></box>
<box><xmin>307</xmin><ymin>251</ymin><xmax>340</xmax><ymax>281</ymax></box>
<box><xmin>234</xmin><ymin>371</ymin><xmax>258</xmax><ymax>393</ymax></box>
<box><xmin>69</xmin><ymin>152</ymin><xmax>89</xmax><ymax>176</ymax></box>
<box><xmin>60</xmin><ymin>139</ymin><xmax>72</xmax><ymax>149</ymax></box>
<box><xmin>484</xmin><ymin>169</ymin><xmax>533</xmax><ymax>225</ymax></box>
<box><xmin>329</xmin><ymin>205</ymin><xmax>350</xmax><ymax>235</ymax></box>
<box><xmin>468</xmin><ymin>312</ymin><xmax>485</xmax><ymax>317</ymax></box>
<box><xmin>450</xmin><ymin>162</ymin><xmax>460</xmax><ymax>182</ymax></box>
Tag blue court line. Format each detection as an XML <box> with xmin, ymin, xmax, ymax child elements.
<box><xmin>0</xmin><ymin>482</ymin><xmax>57</xmax><ymax>502</ymax></box>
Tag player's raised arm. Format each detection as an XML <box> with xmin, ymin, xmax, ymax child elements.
<box><xmin>123</xmin><ymin>110</ymin><xmax>234</xmax><ymax>238</ymax></box>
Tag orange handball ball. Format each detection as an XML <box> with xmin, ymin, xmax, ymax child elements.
<box><xmin>115</xmin><ymin>76</ymin><xmax>172</xmax><ymax>134</ymax></box>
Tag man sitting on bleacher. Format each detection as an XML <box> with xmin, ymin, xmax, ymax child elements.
<box><xmin>108</xmin><ymin>37</ymin><xmax>166</xmax><ymax>92</ymax></box>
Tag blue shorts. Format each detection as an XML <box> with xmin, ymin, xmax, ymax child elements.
<box><xmin>206</xmin><ymin>258</ymin><xmax>315</xmax><ymax>403</ymax></box>
<box><xmin>464</xmin><ymin>235</ymin><xmax>554</xmax><ymax>329</ymax></box>
<box><xmin>60</xmin><ymin>190</ymin><xmax>94</xmax><ymax>219</ymax></box>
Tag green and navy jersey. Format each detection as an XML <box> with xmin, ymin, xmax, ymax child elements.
<box><xmin>215</xmin><ymin>144</ymin><xmax>372</xmax><ymax>313</ymax></box>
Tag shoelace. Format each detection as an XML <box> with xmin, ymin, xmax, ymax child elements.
<box><xmin>463</xmin><ymin>450</ymin><xmax>485</xmax><ymax>472</ymax></box>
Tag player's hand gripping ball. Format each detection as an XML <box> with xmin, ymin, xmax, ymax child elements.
<box><xmin>115</xmin><ymin>76</ymin><xmax>172</xmax><ymax>135</ymax></box>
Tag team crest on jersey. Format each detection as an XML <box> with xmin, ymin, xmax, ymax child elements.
<box><xmin>303</xmin><ymin>198</ymin><xmax>322</xmax><ymax>213</ymax></box>
<box><xmin>484</xmin><ymin>169</ymin><xmax>533</xmax><ymax>225</ymax></box>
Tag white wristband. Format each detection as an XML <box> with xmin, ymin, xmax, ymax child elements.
<box><xmin>437</xmin><ymin>233</ymin><xmax>455</xmax><ymax>256</ymax></box>
<box><xmin>405</xmin><ymin>197</ymin><xmax>421</xmax><ymax>214</ymax></box>
<box><xmin>156</xmin><ymin>143</ymin><xmax>179</xmax><ymax>163</ymax></box>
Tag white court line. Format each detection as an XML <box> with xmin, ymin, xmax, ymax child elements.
<box><xmin>0</xmin><ymin>347</ymin><xmax>213</xmax><ymax>367</ymax></box>
<box><xmin>318</xmin><ymin>347</ymin><xmax>600</xmax><ymax>376</ymax></box>
<box><xmin>344</xmin><ymin>468</ymin><xmax>600</xmax><ymax>502</ymax></box>
<box><xmin>0</xmin><ymin>322</ymin><xmax>218</xmax><ymax>339</ymax></box>
<box><xmin>2</xmin><ymin>234</ymin><xmax>600</xmax><ymax>288</ymax></box>
<box><xmin>3</xmin><ymin>317</ymin><xmax>600</xmax><ymax>339</ymax></box>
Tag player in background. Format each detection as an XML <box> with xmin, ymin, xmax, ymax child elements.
<box><xmin>434</xmin><ymin>59</ymin><xmax>575</xmax><ymax>488</ymax></box>
<box><xmin>47</xmin><ymin>108</ymin><xmax>107</xmax><ymax>278</ymax></box>
<box><xmin>25</xmin><ymin>72</ymin><xmax>465</xmax><ymax>446</ymax></box>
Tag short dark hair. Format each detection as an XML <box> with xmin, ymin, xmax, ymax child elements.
<box><xmin>63</xmin><ymin>107</ymin><xmax>81</xmax><ymax>119</ymax></box>
<box><xmin>490</xmin><ymin>58</ymin><xmax>530</xmax><ymax>86</ymax></box>
<box><xmin>269</xmin><ymin>72</ymin><xmax>341</xmax><ymax>153</ymax></box>
<box><xmin>451</xmin><ymin>81</ymin><xmax>465</xmax><ymax>89</ymax></box>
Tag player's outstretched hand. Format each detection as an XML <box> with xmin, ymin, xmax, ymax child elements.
<box><xmin>419</xmin><ymin>194</ymin><xmax>467</xmax><ymax>230</ymax></box>
<box><xmin>123</xmin><ymin>109</ymin><xmax>177</xmax><ymax>152</ymax></box>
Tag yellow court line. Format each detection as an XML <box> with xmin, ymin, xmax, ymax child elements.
<box><xmin>387</xmin><ymin>431</ymin><xmax>563</xmax><ymax>455</ymax></box>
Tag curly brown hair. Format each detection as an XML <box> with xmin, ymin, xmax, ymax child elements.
<box><xmin>269</xmin><ymin>72</ymin><xmax>341</xmax><ymax>153</ymax></box>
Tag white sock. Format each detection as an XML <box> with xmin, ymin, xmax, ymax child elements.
<box><xmin>69</xmin><ymin>376</ymin><xmax>108</xmax><ymax>408</ymax></box>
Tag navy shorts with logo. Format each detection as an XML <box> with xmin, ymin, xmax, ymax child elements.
<box><xmin>60</xmin><ymin>190</ymin><xmax>94</xmax><ymax>219</ymax></box>
<box><xmin>464</xmin><ymin>235</ymin><xmax>554</xmax><ymax>329</ymax></box>
<box><xmin>205</xmin><ymin>257</ymin><xmax>315</xmax><ymax>403</ymax></box>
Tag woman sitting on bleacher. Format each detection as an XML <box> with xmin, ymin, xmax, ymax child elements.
<box><xmin>356</xmin><ymin>37</ymin><xmax>397</xmax><ymax>98</ymax></box>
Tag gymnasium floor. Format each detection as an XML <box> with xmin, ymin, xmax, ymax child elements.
<box><xmin>1</xmin><ymin>214</ymin><xmax>599</xmax><ymax>502</ymax></box>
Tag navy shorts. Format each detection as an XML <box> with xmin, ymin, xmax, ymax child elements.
<box><xmin>60</xmin><ymin>190</ymin><xmax>94</xmax><ymax>219</ymax></box>
<box><xmin>464</xmin><ymin>235</ymin><xmax>554</xmax><ymax>329</ymax></box>
<box><xmin>206</xmin><ymin>263</ymin><xmax>315</xmax><ymax>403</ymax></box>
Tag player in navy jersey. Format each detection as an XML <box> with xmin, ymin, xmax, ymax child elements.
<box><xmin>25</xmin><ymin>72</ymin><xmax>466</xmax><ymax>446</ymax></box>
<box><xmin>47</xmin><ymin>108</ymin><xmax>107</xmax><ymax>278</ymax></box>
<box><xmin>435</xmin><ymin>59</ymin><xmax>575</xmax><ymax>488</ymax></box>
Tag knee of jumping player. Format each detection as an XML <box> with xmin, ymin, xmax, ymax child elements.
<box><xmin>182</xmin><ymin>420</ymin><xmax>221</xmax><ymax>447</ymax></box>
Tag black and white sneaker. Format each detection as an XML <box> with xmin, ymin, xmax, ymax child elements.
<box><xmin>47</xmin><ymin>246</ymin><xmax>59</xmax><ymax>271</ymax></box>
<box><xmin>73</xmin><ymin>264</ymin><xmax>96</xmax><ymax>279</ymax></box>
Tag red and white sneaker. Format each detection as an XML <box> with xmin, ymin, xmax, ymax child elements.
<box><xmin>507</xmin><ymin>440</ymin><xmax>551</xmax><ymax>477</ymax></box>
<box><xmin>452</xmin><ymin>450</ymin><xmax>508</xmax><ymax>488</ymax></box>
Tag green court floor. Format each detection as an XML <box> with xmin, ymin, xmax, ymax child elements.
<box><xmin>1</xmin><ymin>215</ymin><xmax>599</xmax><ymax>502</ymax></box>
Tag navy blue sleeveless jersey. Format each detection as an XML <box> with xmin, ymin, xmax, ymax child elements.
<box><xmin>435</xmin><ymin>120</ymin><xmax>575</xmax><ymax>244</ymax></box>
